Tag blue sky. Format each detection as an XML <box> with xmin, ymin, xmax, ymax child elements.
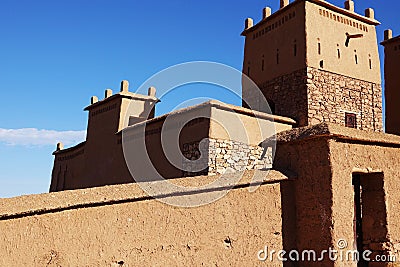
<box><xmin>0</xmin><ymin>0</ymin><xmax>399</xmax><ymax>198</ymax></box>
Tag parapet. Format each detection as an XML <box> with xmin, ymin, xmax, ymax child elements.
<box><xmin>381</xmin><ymin>29</ymin><xmax>400</xmax><ymax>46</ymax></box>
<box><xmin>344</xmin><ymin>0</ymin><xmax>354</xmax><ymax>12</ymax></box>
<box><xmin>84</xmin><ymin>80</ymin><xmax>159</xmax><ymax>111</ymax></box>
<box><xmin>242</xmin><ymin>0</ymin><xmax>379</xmax><ymax>34</ymax></box>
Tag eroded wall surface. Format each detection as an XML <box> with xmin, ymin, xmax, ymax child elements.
<box><xmin>0</xmin><ymin>171</ymin><xmax>295</xmax><ymax>267</ymax></box>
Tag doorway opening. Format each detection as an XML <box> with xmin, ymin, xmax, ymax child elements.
<box><xmin>352</xmin><ymin>172</ymin><xmax>388</xmax><ymax>266</ymax></box>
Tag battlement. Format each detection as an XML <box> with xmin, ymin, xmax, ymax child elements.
<box><xmin>242</xmin><ymin>0</ymin><xmax>378</xmax><ymax>36</ymax></box>
<box><xmin>84</xmin><ymin>80</ymin><xmax>159</xmax><ymax>112</ymax></box>
<box><xmin>381</xmin><ymin>29</ymin><xmax>400</xmax><ymax>46</ymax></box>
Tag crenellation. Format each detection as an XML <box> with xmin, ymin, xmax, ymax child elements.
<box><xmin>384</xmin><ymin>29</ymin><xmax>393</xmax><ymax>41</ymax></box>
<box><xmin>344</xmin><ymin>0</ymin><xmax>354</xmax><ymax>12</ymax></box>
<box><xmin>280</xmin><ymin>0</ymin><xmax>289</xmax><ymax>9</ymax></box>
<box><xmin>148</xmin><ymin>86</ymin><xmax>156</xmax><ymax>97</ymax></box>
<box><xmin>104</xmin><ymin>89</ymin><xmax>112</xmax><ymax>99</ymax></box>
<box><xmin>365</xmin><ymin>8</ymin><xmax>374</xmax><ymax>20</ymax></box>
<box><xmin>244</xmin><ymin>18</ymin><xmax>253</xmax><ymax>30</ymax></box>
<box><xmin>120</xmin><ymin>80</ymin><xmax>129</xmax><ymax>92</ymax></box>
<box><xmin>56</xmin><ymin>142</ymin><xmax>64</xmax><ymax>151</ymax></box>
<box><xmin>262</xmin><ymin>7</ymin><xmax>271</xmax><ymax>20</ymax></box>
<box><xmin>90</xmin><ymin>96</ymin><xmax>98</xmax><ymax>104</ymax></box>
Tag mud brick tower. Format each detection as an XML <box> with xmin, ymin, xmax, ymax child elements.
<box><xmin>241</xmin><ymin>0</ymin><xmax>383</xmax><ymax>131</ymax></box>
<box><xmin>381</xmin><ymin>29</ymin><xmax>400</xmax><ymax>136</ymax></box>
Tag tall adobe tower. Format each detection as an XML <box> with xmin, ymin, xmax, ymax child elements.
<box><xmin>241</xmin><ymin>0</ymin><xmax>383</xmax><ymax>131</ymax></box>
<box><xmin>381</xmin><ymin>29</ymin><xmax>400</xmax><ymax>135</ymax></box>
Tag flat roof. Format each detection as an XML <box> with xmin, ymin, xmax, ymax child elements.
<box><xmin>84</xmin><ymin>91</ymin><xmax>159</xmax><ymax>111</ymax></box>
<box><xmin>260</xmin><ymin>122</ymin><xmax>400</xmax><ymax>147</ymax></box>
<box><xmin>119</xmin><ymin>100</ymin><xmax>297</xmax><ymax>134</ymax></box>
<box><xmin>0</xmin><ymin>170</ymin><xmax>292</xmax><ymax>220</ymax></box>
<box><xmin>381</xmin><ymin>35</ymin><xmax>400</xmax><ymax>46</ymax></box>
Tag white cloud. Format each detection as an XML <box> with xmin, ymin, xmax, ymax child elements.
<box><xmin>0</xmin><ymin>128</ymin><xmax>86</xmax><ymax>146</ymax></box>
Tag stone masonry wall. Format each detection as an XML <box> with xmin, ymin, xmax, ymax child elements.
<box><xmin>307</xmin><ymin>67</ymin><xmax>383</xmax><ymax>132</ymax></box>
<box><xmin>256</xmin><ymin>68</ymin><xmax>309</xmax><ymax>126</ymax></box>
<box><xmin>182</xmin><ymin>138</ymin><xmax>273</xmax><ymax>177</ymax></box>
<box><xmin>254</xmin><ymin>67</ymin><xmax>383</xmax><ymax>131</ymax></box>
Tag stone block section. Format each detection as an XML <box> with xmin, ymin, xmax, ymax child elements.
<box><xmin>182</xmin><ymin>138</ymin><xmax>273</xmax><ymax>177</ymax></box>
<box><xmin>256</xmin><ymin>67</ymin><xmax>382</xmax><ymax>132</ymax></box>
<box><xmin>307</xmin><ymin>67</ymin><xmax>383</xmax><ymax>132</ymax></box>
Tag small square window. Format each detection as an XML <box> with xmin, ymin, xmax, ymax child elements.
<box><xmin>345</xmin><ymin>113</ymin><xmax>357</xmax><ymax>128</ymax></box>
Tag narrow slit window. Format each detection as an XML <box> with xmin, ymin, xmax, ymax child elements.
<box><xmin>369</xmin><ymin>58</ymin><xmax>372</xmax><ymax>69</ymax></box>
<box><xmin>247</xmin><ymin>66</ymin><xmax>250</xmax><ymax>75</ymax></box>
<box><xmin>319</xmin><ymin>60</ymin><xmax>324</xmax><ymax>68</ymax></box>
<box><xmin>262</xmin><ymin>59</ymin><xmax>265</xmax><ymax>71</ymax></box>
<box><xmin>355</xmin><ymin>54</ymin><xmax>358</xmax><ymax>64</ymax></box>
<box><xmin>276</xmin><ymin>49</ymin><xmax>280</xmax><ymax>64</ymax></box>
<box><xmin>294</xmin><ymin>41</ymin><xmax>297</xmax><ymax>56</ymax></box>
<box><xmin>318</xmin><ymin>42</ymin><xmax>321</xmax><ymax>55</ymax></box>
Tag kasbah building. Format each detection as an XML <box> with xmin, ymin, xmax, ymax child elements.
<box><xmin>0</xmin><ymin>0</ymin><xmax>399</xmax><ymax>266</ymax></box>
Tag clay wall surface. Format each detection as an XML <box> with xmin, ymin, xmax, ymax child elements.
<box><xmin>242</xmin><ymin>1</ymin><xmax>306</xmax><ymax>85</ymax></box>
<box><xmin>382</xmin><ymin>35</ymin><xmax>400</xmax><ymax>135</ymax></box>
<box><xmin>273</xmin><ymin>134</ymin><xmax>334</xmax><ymax>266</ymax></box>
<box><xmin>242</xmin><ymin>1</ymin><xmax>382</xmax><ymax>131</ymax></box>
<box><xmin>329</xmin><ymin>139</ymin><xmax>400</xmax><ymax>263</ymax></box>
<box><xmin>0</xmin><ymin>171</ymin><xmax>295</xmax><ymax>267</ymax></box>
<box><xmin>52</xmin><ymin>101</ymin><xmax>294</xmax><ymax>191</ymax></box>
<box><xmin>272</xmin><ymin>123</ymin><xmax>400</xmax><ymax>266</ymax></box>
<box><xmin>305</xmin><ymin>1</ymin><xmax>381</xmax><ymax>84</ymax></box>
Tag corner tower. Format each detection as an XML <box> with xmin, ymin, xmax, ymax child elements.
<box><xmin>381</xmin><ymin>29</ymin><xmax>400</xmax><ymax>135</ymax></box>
<box><xmin>242</xmin><ymin>0</ymin><xmax>383</xmax><ymax>131</ymax></box>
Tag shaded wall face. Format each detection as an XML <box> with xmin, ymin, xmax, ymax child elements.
<box><xmin>242</xmin><ymin>2</ymin><xmax>306</xmax><ymax>85</ymax></box>
<box><xmin>273</xmin><ymin>138</ymin><xmax>334</xmax><ymax>266</ymax></box>
<box><xmin>0</xmin><ymin>181</ymin><xmax>291</xmax><ymax>266</ymax></box>
<box><xmin>242</xmin><ymin>2</ymin><xmax>307</xmax><ymax>119</ymax></box>
<box><xmin>329</xmin><ymin>140</ymin><xmax>400</xmax><ymax>262</ymax></box>
<box><xmin>384</xmin><ymin>41</ymin><xmax>400</xmax><ymax>135</ymax></box>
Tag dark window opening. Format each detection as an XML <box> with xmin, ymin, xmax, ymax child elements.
<box><xmin>276</xmin><ymin>49</ymin><xmax>280</xmax><ymax>64</ymax></box>
<box><xmin>355</xmin><ymin>54</ymin><xmax>358</xmax><ymax>64</ymax></box>
<box><xmin>345</xmin><ymin>112</ymin><xmax>357</xmax><ymax>128</ymax></box>
<box><xmin>318</xmin><ymin>42</ymin><xmax>321</xmax><ymax>55</ymax></box>
<box><xmin>262</xmin><ymin>59</ymin><xmax>264</xmax><ymax>71</ymax></box>
<box><xmin>247</xmin><ymin>66</ymin><xmax>250</xmax><ymax>75</ymax></box>
<box><xmin>369</xmin><ymin>58</ymin><xmax>372</xmax><ymax>69</ymax></box>
<box><xmin>352</xmin><ymin>173</ymin><xmax>388</xmax><ymax>267</ymax></box>
<box><xmin>319</xmin><ymin>60</ymin><xmax>324</xmax><ymax>68</ymax></box>
<box><xmin>337</xmin><ymin>49</ymin><xmax>341</xmax><ymax>59</ymax></box>
<box><xmin>294</xmin><ymin>43</ymin><xmax>297</xmax><ymax>56</ymax></box>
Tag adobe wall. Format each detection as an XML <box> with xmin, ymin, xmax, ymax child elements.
<box><xmin>272</xmin><ymin>123</ymin><xmax>400</xmax><ymax>266</ymax></box>
<box><xmin>382</xmin><ymin>34</ymin><xmax>400</xmax><ymax>135</ymax></box>
<box><xmin>242</xmin><ymin>1</ymin><xmax>306</xmax><ymax>83</ymax></box>
<box><xmin>273</xmin><ymin>132</ymin><xmax>334</xmax><ymax>266</ymax></box>
<box><xmin>305</xmin><ymin>0</ymin><xmax>381</xmax><ymax>84</ymax></box>
<box><xmin>0</xmin><ymin>171</ymin><xmax>295</xmax><ymax>267</ymax></box>
<box><xmin>329</xmin><ymin>138</ymin><xmax>400</xmax><ymax>263</ymax></box>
